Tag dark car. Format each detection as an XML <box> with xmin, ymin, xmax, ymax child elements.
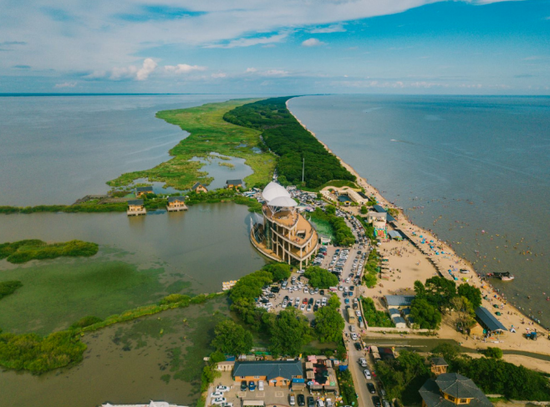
<box><xmin>320</xmin><ymin>290</ymin><xmax>325</xmax><ymax>295</ymax></box>
<box><xmin>308</xmin><ymin>298</ymin><xmax>314</xmax><ymax>305</ymax></box>
<box><xmin>354</xmin><ymin>342</ymin><xmax>361</xmax><ymax>351</ymax></box>
<box><xmin>372</xmin><ymin>396</ymin><xmax>382</xmax><ymax>407</ymax></box>
<box><xmin>367</xmin><ymin>383</ymin><xmax>376</xmax><ymax>394</ymax></box>
<box><xmin>313</xmin><ymin>304</ymin><xmax>319</xmax><ymax>312</ymax></box>
<box><xmin>298</xmin><ymin>394</ymin><xmax>305</xmax><ymax>406</ymax></box>
<box><xmin>307</xmin><ymin>397</ymin><xmax>315</xmax><ymax>407</ymax></box>
<box><xmin>248</xmin><ymin>381</ymin><xmax>256</xmax><ymax>391</ymax></box>
<box><xmin>241</xmin><ymin>380</ymin><xmax>248</xmax><ymax>391</ymax></box>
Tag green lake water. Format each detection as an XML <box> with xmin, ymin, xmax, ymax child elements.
<box><xmin>0</xmin><ymin>202</ymin><xmax>266</xmax><ymax>334</ymax></box>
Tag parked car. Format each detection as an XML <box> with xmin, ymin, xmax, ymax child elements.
<box><xmin>258</xmin><ymin>380</ymin><xmax>264</xmax><ymax>391</ymax></box>
<box><xmin>358</xmin><ymin>357</ymin><xmax>367</xmax><ymax>368</ymax></box>
<box><xmin>298</xmin><ymin>394</ymin><xmax>306</xmax><ymax>406</ymax></box>
<box><xmin>351</xmin><ymin>333</ymin><xmax>358</xmax><ymax>341</ymax></box>
<box><xmin>212</xmin><ymin>398</ymin><xmax>227</xmax><ymax>405</ymax></box>
<box><xmin>372</xmin><ymin>396</ymin><xmax>382</xmax><ymax>407</ymax></box>
<box><xmin>307</xmin><ymin>397</ymin><xmax>315</xmax><ymax>407</ymax></box>
<box><xmin>364</xmin><ymin>369</ymin><xmax>372</xmax><ymax>380</ymax></box>
<box><xmin>289</xmin><ymin>393</ymin><xmax>296</xmax><ymax>406</ymax></box>
<box><xmin>367</xmin><ymin>383</ymin><xmax>376</xmax><ymax>394</ymax></box>
<box><xmin>354</xmin><ymin>342</ymin><xmax>361</xmax><ymax>351</ymax></box>
<box><xmin>240</xmin><ymin>381</ymin><xmax>248</xmax><ymax>391</ymax></box>
<box><xmin>216</xmin><ymin>385</ymin><xmax>230</xmax><ymax>393</ymax></box>
<box><xmin>211</xmin><ymin>392</ymin><xmax>224</xmax><ymax>398</ymax></box>
<box><xmin>248</xmin><ymin>381</ymin><xmax>256</xmax><ymax>391</ymax></box>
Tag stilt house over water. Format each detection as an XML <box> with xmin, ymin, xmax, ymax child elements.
<box><xmin>127</xmin><ymin>199</ymin><xmax>146</xmax><ymax>216</ymax></box>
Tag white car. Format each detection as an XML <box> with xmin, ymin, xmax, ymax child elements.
<box><xmin>364</xmin><ymin>369</ymin><xmax>371</xmax><ymax>380</ymax></box>
<box><xmin>216</xmin><ymin>386</ymin><xmax>230</xmax><ymax>393</ymax></box>
<box><xmin>211</xmin><ymin>392</ymin><xmax>224</xmax><ymax>398</ymax></box>
<box><xmin>351</xmin><ymin>333</ymin><xmax>358</xmax><ymax>341</ymax></box>
<box><xmin>221</xmin><ymin>403</ymin><xmax>233</xmax><ymax>407</ymax></box>
<box><xmin>212</xmin><ymin>398</ymin><xmax>227</xmax><ymax>405</ymax></box>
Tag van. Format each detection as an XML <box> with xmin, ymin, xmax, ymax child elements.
<box><xmin>258</xmin><ymin>380</ymin><xmax>264</xmax><ymax>391</ymax></box>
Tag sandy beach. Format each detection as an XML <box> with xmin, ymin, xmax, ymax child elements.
<box><xmin>287</xmin><ymin>102</ymin><xmax>550</xmax><ymax>360</ymax></box>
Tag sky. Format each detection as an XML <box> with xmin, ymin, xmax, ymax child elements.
<box><xmin>1</xmin><ymin>0</ymin><xmax>549</xmax><ymax>94</ymax></box>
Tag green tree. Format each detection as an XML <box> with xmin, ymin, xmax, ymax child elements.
<box><xmin>410</xmin><ymin>298</ymin><xmax>441</xmax><ymax>329</ymax></box>
<box><xmin>360</xmin><ymin>206</ymin><xmax>368</xmax><ymax>214</ymax></box>
<box><xmin>264</xmin><ymin>308</ymin><xmax>312</xmax><ymax>356</ymax></box>
<box><xmin>304</xmin><ymin>266</ymin><xmax>339</xmax><ymax>289</ymax></box>
<box><xmin>457</xmin><ymin>284</ymin><xmax>482</xmax><ymax>309</ymax></box>
<box><xmin>262</xmin><ymin>263</ymin><xmax>291</xmax><ymax>281</ymax></box>
<box><xmin>211</xmin><ymin>319</ymin><xmax>253</xmax><ymax>356</ymax></box>
<box><xmin>431</xmin><ymin>343</ymin><xmax>460</xmax><ymax>361</ymax></box>
<box><xmin>315</xmin><ymin>302</ymin><xmax>345</xmax><ymax>343</ymax></box>
<box><xmin>424</xmin><ymin>277</ymin><xmax>457</xmax><ymax>311</ymax></box>
<box><xmin>483</xmin><ymin>347</ymin><xmax>503</xmax><ymax>359</ymax></box>
<box><xmin>451</xmin><ymin>296</ymin><xmax>476</xmax><ymax>332</ymax></box>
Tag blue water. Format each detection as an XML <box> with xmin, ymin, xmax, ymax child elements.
<box><xmin>288</xmin><ymin>95</ymin><xmax>550</xmax><ymax>326</ymax></box>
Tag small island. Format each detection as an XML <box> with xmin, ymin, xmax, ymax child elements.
<box><xmin>0</xmin><ymin>239</ymin><xmax>99</xmax><ymax>264</ymax></box>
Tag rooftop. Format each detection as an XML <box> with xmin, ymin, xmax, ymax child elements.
<box><xmin>128</xmin><ymin>199</ymin><xmax>144</xmax><ymax>205</ymax></box>
<box><xmin>226</xmin><ymin>179</ymin><xmax>243</xmax><ymax>185</ymax></box>
<box><xmin>475</xmin><ymin>307</ymin><xmax>507</xmax><ymax>332</ymax></box>
<box><xmin>167</xmin><ymin>196</ymin><xmax>184</xmax><ymax>203</ymax></box>
<box><xmin>136</xmin><ymin>186</ymin><xmax>153</xmax><ymax>192</ymax></box>
<box><xmin>233</xmin><ymin>360</ymin><xmax>303</xmax><ymax>381</ymax></box>
<box><xmin>385</xmin><ymin>295</ymin><xmax>415</xmax><ymax>307</ymax></box>
<box><xmin>420</xmin><ymin>374</ymin><xmax>493</xmax><ymax>407</ymax></box>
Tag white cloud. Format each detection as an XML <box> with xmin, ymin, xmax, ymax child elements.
<box><xmin>264</xmin><ymin>69</ymin><xmax>289</xmax><ymax>77</ymax></box>
<box><xmin>302</xmin><ymin>38</ymin><xmax>325</xmax><ymax>47</ymax></box>
<box><xmin>211</xmin><ymin>72</ymin><xmax>226</xmax><ymax>78</ymax></box>
<box><xmin>54</xmin><ymin>81</ymin><xmax>76</xmax><ymax>88</ymax></box>
<box><xmin>245</xmin><ymin>67</ymin><xmax>257</xmax><ymax>73</ymax></box>
<box><xmin>206</xmin><ymin>32</ymin><xmax>289</xmax><ymax>48</ymax></box>
<box><xmin>136</xmin><ymin>58</ymin><xmax>157</xmax><ymax>80</ymax></box>
<box><xmin>88</xmin><ymin>58</ymin><xmax>157</xmax><ymax>81</ymax></box>
<box><xmin>165</xmin><ymin>64</ymin><xmax>207</xmax><ymax>74</ymax></box>
<box><xmin>309</xmin><ymin>24</ymin><xmax>346</xmax><ymax>33</ymax></box>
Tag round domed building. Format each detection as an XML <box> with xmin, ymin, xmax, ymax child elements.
<box><xmin>250</xmin><ymin>182</ymin><xmax>318</xmax><ymax>269</ymax></box>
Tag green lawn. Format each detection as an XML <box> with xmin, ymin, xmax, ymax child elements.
<box><xmin>107</xmin><ymin>99</ymin><xmax>277</xmax><ymax>191</ymax></box>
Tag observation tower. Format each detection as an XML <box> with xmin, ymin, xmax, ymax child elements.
<box><xmin>250</xmin><ymin>182</ymin><xmax>318</xmax><ymax>269</ymax></box>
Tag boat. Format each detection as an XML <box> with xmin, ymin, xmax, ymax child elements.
<box><xmin>487</xmin><ymin>272</ymin><xmax>515</xmax><ymax>281</ymax></box>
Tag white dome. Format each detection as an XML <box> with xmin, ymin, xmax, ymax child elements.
<box><xmin>268</xmin><ymin>196</ymin><xmax>297</xmax><ymax>208</ymax></box>
<box><xmin>262</xmin><ymin>181</ymin><xmax>290</xmax><ymax>201</ymax></box>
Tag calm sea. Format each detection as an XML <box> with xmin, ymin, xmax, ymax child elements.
<box><xmin>288</xmin><ymin>95</ymin><xmax>550</xmax><ymax>327</ymax></box>
<box><xmin>0</xmin><ymin>94</ymin><xmax>242</xmax><ymax>206</ymax></box>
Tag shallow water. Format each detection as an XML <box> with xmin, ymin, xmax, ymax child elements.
<box><xmin>0</xmin><ymin>296</ymin><xmax>230</xmax><ymax>407</ymax></box>
<box><xmin>0</xmin><ymin>203</ymin><xmax>265</xmax><ymax>333</ymax></box>
<box><xmin>288</xmin><ymin>95</ymin><xmax>550</xmax><ymax>327</ymax></box>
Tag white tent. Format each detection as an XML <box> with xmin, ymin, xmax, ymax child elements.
<box><xmin>268</xmin><ymin>196</ymin><xmax>297</xmax><ymax>208</ymax></box>
<box><xmin>262</xmin><ymin>181</ymin><xmax>290</xmax><ymax>201</ymax></box>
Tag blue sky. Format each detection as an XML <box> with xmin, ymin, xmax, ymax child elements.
<box><xmin>1</xmin><ymin>0</ymin><xmax>549</xmax><ymax>94</ymax></box>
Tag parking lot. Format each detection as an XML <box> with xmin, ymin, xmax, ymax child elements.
<box><xmin>208</xmin><ymin>371</ymin><xmax>320</xmax><ymax>407</ymax></box>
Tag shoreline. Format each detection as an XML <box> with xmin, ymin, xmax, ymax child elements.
<box><xmin>286</xmin><ymin>99</ymin><xmax>550</xmax><ymax>358</ymax></box>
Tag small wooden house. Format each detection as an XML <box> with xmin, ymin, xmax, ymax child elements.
<box><xmin>430</xmin><ymin>356</ymin><xmax>448</xmax><ymax>376</ymax></box>
<box><xmin>127</xmin><ymin>199</ymin><xmax>146</xmax><ymax>216</ymax></box>
<box><xmin>167</xmin><ymin>196</ymin><xmax>188</xmax><ymax>212</ymax></box>
<box><xmin>226</xmin><ymin>179</ymin><xmax>243</xmax><ymax>190</ymax></box>
<box><xmin>135</xmin><ymin>186</ymin><xmax>153</xmax><ymax>197</ymax></box>
<box><xmin>192</xmin><ymin>182</ymin><xmax>208</xmax><ymax>193</ymax></box>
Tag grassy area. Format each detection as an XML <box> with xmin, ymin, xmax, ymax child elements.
<box><xmin>336</xmin><ymin>368</ymin><xmax>359</xmax><ymax>406</ymax></box>
<box><xmin>107</xmin><ymin>99</ymin><xmax>276</xmax><ymax>191</ymax></box>
<box><xmin>0</xmin><ymin>239</ymin><xmax>98</xmax><ymax>264</ymax></box>
<box><xmin>0</xmin><ymin>203</ymin><xmax>128</xmax><ymax>214</ymax></box>
<box><xmin>361</xmin><ymin>297</ymin><xmax>395</xmax><ymax>327</ymax></box>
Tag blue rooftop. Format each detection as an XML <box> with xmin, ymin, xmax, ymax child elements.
<box><xmin>475</xmin><ymin>306</ymin><xmax>507</xmax><ymax>332</ymax></box>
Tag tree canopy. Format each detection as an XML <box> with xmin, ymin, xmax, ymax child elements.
<box><xmin>304</xmin><ymin>266</ymin><xmax>339</xmax><ymax>289</ymax></box>
<box><xmin>262</xmin><ymin>308</ymin><xmax>312</xmax><ymax>356</ymax></box>
<box><xmin>315</xmin><ymin>295</ymin><xmax>345</xmax><ymax>343</ymax></box>
<box><xmin>0</xmin><ymin>280</ymin><xmax>22</xmax><ymax>300</ymax></box>
<box><xmin>223</xmin><ymin>97</ymin><xmax>356</xmax><ymax>189</ymax></box>
<box><xmin>457</xmin><ymin>283</ymin><xmax>482</xmax><ymax>309</ymax></box>
<box><xmin>211</xmin><ymin>319</ymin><xmax>253</xmax><ymax>356</ymax></box>
<box><xmin>410</xmin><ymin>298</ymin><xmax>441</xmax><ymax>329</ymax></box>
